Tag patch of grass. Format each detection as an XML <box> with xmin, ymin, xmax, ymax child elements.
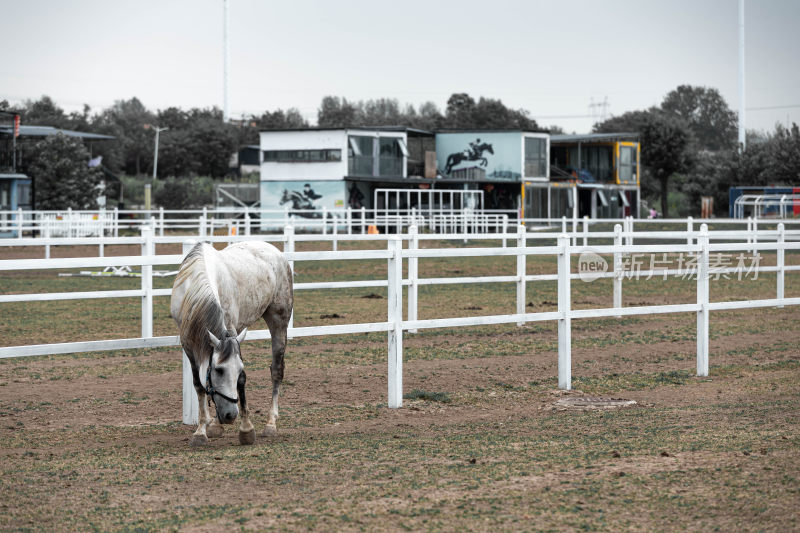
<box><xmin>403</xmin><ymin>389</ymin><xmax>452</xmax><ymax>403</ymax></box>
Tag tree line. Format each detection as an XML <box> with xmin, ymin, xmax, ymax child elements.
<box><xmin>594</xmin><ymin>85</ymin><xmax>800</xmax><ymax>216</ymax></box>
<box><xmin>2</xmin><ymin>87</ymin><xmax>798</xmax><ymax>215</ymax></box>
<box><xmin>2</xmin><ymin>93</ymin><xmax>538</xmax><ymax>181</ymax></box>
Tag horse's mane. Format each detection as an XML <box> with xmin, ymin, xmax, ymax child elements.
<box><xmin>174</xmin><ymin>243</ymin><xmax>226</xmax><ymax>354</ymax></box>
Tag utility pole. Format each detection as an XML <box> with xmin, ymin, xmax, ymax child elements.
<box><xmin>738</xmin><ymin>0</ymin><xmax>746</xmax><ymax>152</ymax></box>
<box><xmin>223</xmin><ymin>0</ymin><xmax>230</xmax><ymax>123</ymax></box>
<box><xmin>145</xmin><ymin>125</ymin><xmax>168</xmax><ymax>179</ymax></box>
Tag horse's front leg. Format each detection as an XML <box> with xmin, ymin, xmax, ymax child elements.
<box><xmin>237</xmin><ymin>370</ymin><xmax>255</xmax><ymax>445</ymax></box>
<box><xmin>189</xmin><ymin>387</ymin><xmax>214</xmax><ymax>446</ymax></box>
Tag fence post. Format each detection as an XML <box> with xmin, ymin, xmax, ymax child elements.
<box><xmin>181</xmin><ymin>239</ymin><xmax>200</xmax><ymax>425</ymax></box>
<box><xmin>777</xmin><ymin>223</ymin><xmax>785</xmax><ymax>308</ymax></box>
<box><xmin>696</xmin><ymin>224</ymin><xmax>709</xmax><ymax>377</ymax></box>
<box><xmin>17</xmin><ymin>207</ymin><xmax>23</xmax><ymax>238</ymax></box>
<box><xmin>687</xmin><ymin>216</ymin><xmax>693</xmax><ymax>245</ymax></box>
<box><xmin>746</xmin><ymin>216</ymin><xmax>752</xmax><ymax>250</ymax></box>
<box><xmin>502</xmin><ymin>215</ymin><xmax>508</xmax><ymax>248</ymax></box>
<box><xmin>571</xmin><ymin>213</ymin><xmax>578</xmax><ymax>246</ymax></box>
<box><xmin>113</xmin><ymin>207</ymin><xmax>119</xmax><ymax>237</ymax></box>
<box><xmin>516</xmin><ymin>224</ymin><xmax>526</xmax><ymax>326</ymax></box>
<box><xmin>44</xmin><ymin>220</ymin><xmax>51</xmax><ymax>259</ymax></box>
<box><xmin>626</xmin><ymin>216</ymin><xmax>634</xmax><ymax>246</ymax></box>
<box><xmin>332</xmin><ymin>215</ymin><xmax>338</xmax><ymax>251</ymax></box>
<box><xmin>322</xmin><ymin>207</ymin><xmax>328</xmax><ymax>236</ymax></box>
<box><xmin>159</xmin><ymin>207</ymin><xmax>165</xmax><ymax>237</ymax></box>
<box><xmin>284</xmin><ymin>225</ymin><xmax>295</xmax><ymax>333</ymax></box>
<box><xmin>361</xmin><ymin>206</ymin><xmax>366</xmax><ymax>234</ymax></box>
<box><xmin>347</xmin><ymin>207</ymin><xmax>352</xmax><ymax>235</ymax></box>
<box><xmin>140</xmin><ymin>226</ymin><xmax>154</xmax><ymax>339</ymax></box>
<box><xmin>582</xmin><ymin>215</ymin><xmax>589</xmax><ymax>247</ymax></box>
<box><xmin>752</xmin><ymin>216</ymin><xmax>758</xmax><ymax>254</ymax></box>
<box><xmin>387</xmin><ymin>237</ymin><xmax>404</xmax><ymax>408</ymax></box>
<box><xmin>408</xmin><ymin>225</ymin><xmax>419</xmax><ymax>334</ymax></box>
<box><xmin>557</xmin><ymin>232</ymin><xmax>572</xmax><ymax>390</ymax></box>
<box><xmin>614</xmin><ymin>224</ymin><xmax>622</xmax><ymax>317</ymax></box>
<box><xmin>244</xmin><ymin>212</ymin><xmax>251</xmax><ymax>236</ymax></box>
<box><xmin>561</xmin><ymin>215</ymin><xmax>567</xmax><ymax>235</ymax></box>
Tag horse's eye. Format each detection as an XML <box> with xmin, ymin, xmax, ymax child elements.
<box><xmin>215</xmin><ymin>368</ymin><xmax>224</xmax><ymax>375</ymax></box>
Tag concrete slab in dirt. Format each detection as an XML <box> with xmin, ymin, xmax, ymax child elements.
<box><xmin>554</xmin><ymin>397</ymin><xmax>637</xmax><ymax>410</ymax></box>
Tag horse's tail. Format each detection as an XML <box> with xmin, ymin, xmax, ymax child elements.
<box><xmin>174</xmin><ymin>243</ymin><xmax>226</xmax><ymax>352</ymax></box>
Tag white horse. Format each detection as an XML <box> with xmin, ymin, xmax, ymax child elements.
<box><xmin>171</xmin><ymin>241</ymin><xmax>293</xmax><ymax>446</ymax></box>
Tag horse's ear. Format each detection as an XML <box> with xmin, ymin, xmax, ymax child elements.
<box><xmin>207</xmin><ymin>329</ymin><xmax>221</xmax><ymax>349</ymax></box>
<box><xmin>236</xmin><ymin>328</ymin><xmax>247</xmax><ymax>344</ymax></box>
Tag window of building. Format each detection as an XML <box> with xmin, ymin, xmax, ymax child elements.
<box><xmin>597</xmin><ymin>189</ymin><xmax>608</xmax><ymax>207</ymax></box>
<box><xmin>524</xmin><ymin>186</ymin><xmax>548</xmax><ymax>219</ymax></box>
<box><xmin>262</xmin><ymin>149</ymin><xmax>341</xmax><ymax>162</ymax></box>
<box><xmin>17</xmin><ymin>182</ymin><xmax>31</xmax><ymax>206</ymax></box>
<box><xmin>524</xmin><ymin>137</ymin><xmax>547</xmax><ymax>177</ymax></box>
<box><xmin>619</xmin><ymin>145</ymin><xmax>637</xmax><ymax>183</ymax></box>
<box><xmin>348</xmin><ymin>136</ymin><xmax>375</xmax><ymax>176</ymax></box>
<box><xmin>378</xmin><ymin>137</ymin><xmax>404</xmax><ymax>176</ymax></box>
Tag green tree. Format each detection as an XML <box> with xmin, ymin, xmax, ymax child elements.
<box><xmin>764</xmin><ymin>122</ymin><xmax>800</xmax><ymax>183</ymax></box>
<box><xmin>26</xmin><ymin>133</ymin><xmax>103</xmax><ymax>209</ymax></box>
<box><xmin>21</xmin><ymin>96</ymin><xmax>69</xmax><ymax>128</ymax></box>
<box><xmin>317</xmin><ymin>96</ymin><xmax>361</xmax><ymax>127</ymax></box>
<box><xmin>154</xmin><ymin>176</ymin><xmax>214</xmax><ymax>209</ymax></box>
<box><xmin>413</xmin><ymin>101</ymin><xmax>445</xmax><ymax>131</ymax></box>
<box><xmin>444</xmin><ymin>93</ymin><xmax>477</xmax><ymax>128</ymax></box>
<box><xmin>95</xmin><ymin>97</ymin><xmax>155</xmax><ymax>175</ymax></box>
<box><xmin>596</xmin><ymin>109</ymin><xmax>694</xmax><ymax>216</ymax></box>
<box><xmin>661</xmin><ymin>85</ymin><xmax>737</xmax><ymax>152</ymax></box>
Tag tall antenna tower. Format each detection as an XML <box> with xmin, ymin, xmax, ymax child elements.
<box><xmin>223</xmin><ymin>0</ymin><xmax>230</xmax><ymax>122</ymax></box>
<box><xmin>738</xmin><ymin>0</ymin><xmax>746</xmax><ymax>151</ymax></box>
<box><xmin>589</xmin><ymin>96</ymin><xmax>610</xmax><ymax>123</ymax></box>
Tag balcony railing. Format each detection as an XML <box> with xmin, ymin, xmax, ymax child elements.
<box><xmin>348</xmin><ymin>156</ymin><xmax>404</xmax><ymax>177</ymax></box>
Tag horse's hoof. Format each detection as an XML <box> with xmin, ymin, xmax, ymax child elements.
<box><xmin>206</xmin><ymin>423</ymin><xmax>224</xmax><ymax>439</ymax></box>
<box><xmin>238</xmin><ymin>429</ymin><xmax>256</xmax><ymax>445</ymax></box>
<box><xmin>261</xmin><ymin>425</ymin><xmax>277</xmax><ymax>438</ymax></box>
<box><xmin>189</xmin><ymin>434</ymin><xmax>209</xmax><ymax>447</ymax></box>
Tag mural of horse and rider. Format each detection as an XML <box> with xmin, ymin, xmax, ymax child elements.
<box><xmin>260</xmin><ymin>180</ymin><xmax>347</xmax><ymax>227</ymax></box>
<box><xmin>279</xmin><ymin>183</ymin><xmax>325</xmax><ymax>219</ymax></box>
<box><xmin>444</xmin><ymin>139</ymin><xmax>495</xmax><ymax>174</ymax></box>
<box><xmin>436</xmin><ymin>132</ymin><xmax>525</xmax><ymax>181</ymax></box>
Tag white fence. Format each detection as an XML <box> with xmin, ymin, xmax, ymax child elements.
<box><xmin>5</xmin><ymin>206</ymin><xmax>800</xmax><ymax>241</ymax></box>
<box><xmin>1</xmin><ymin>225</ymin><xmax>799</xmax><ymax>424</ymax></box>
<box><xmin>0</xmin><ymin>206</ymin><xmax>516</xmax><ymax>238</ymax></box>
<box><xmin>734</xmin><ymin>193</ymin><xmax>800</xmax><ymax>219</ymax></box>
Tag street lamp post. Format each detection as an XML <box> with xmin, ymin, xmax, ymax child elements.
<box><xmin>148</xmin><ymin>126</ymin><xmax>168</xmax><ymax>179</ymax></box>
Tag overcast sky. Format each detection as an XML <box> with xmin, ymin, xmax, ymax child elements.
<box><xmin>3</xmin><ymin>0</ymin><xmax>799</xmax><ymax>132</ymax></box>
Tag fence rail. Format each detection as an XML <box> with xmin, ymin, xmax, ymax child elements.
<box><xmin>4</xmin><ymin>206</ymin><xmax>800</xmax><ymax>241</ymax></box>
<box><xmin>0</xmin><ymin>224</ymin><xmax>798</xmax><ymax>424</ymax></box>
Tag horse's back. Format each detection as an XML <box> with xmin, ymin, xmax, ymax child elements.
<box><xmin>216</xmin><ymin>241</ymin><xmax>293</xmax><ymax>330</ymax></box>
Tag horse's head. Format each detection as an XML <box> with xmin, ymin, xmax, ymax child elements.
<box><xmin>279</xmin><ymin>189</ymin><xmax>290</xmax><ymax>205</ymax></box>
<box><xmin>206</xmin><ymin>328</ymin><xmax>247</xmax><ymax>424</ymax></box>
<box><xmin>482</xmin><ymin>143</ymin><xmax>494</xmax><ymax>155</ymax></box>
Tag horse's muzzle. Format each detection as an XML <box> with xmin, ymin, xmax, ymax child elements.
<box><xmin>216</xmin><ymin>404</ymin><xmax>238</xmax><ymax>424</ymax></box>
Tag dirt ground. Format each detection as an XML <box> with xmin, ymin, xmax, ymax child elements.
<box><xmin>1</xmin><ymin>239</ymin><xmax>799</xmax><ymax>531</ymax></box>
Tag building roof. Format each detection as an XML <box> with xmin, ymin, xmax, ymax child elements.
<box><xmin>260</xmin><ymin>126</ymin><xmax>434</xmax><ymax>135</ymax></box>
<box><xmin>550</xmin><ymin>132</ymin><xmax>639</xmax><ymax>143</ymax></box>
<box><xmin>0</xmin><ymin>125</ymin><xmax>115</xmax><ymax>140</ymax></box>
<box><xmin>0</xmin><ymin>173</ymin><xmax>29</xmax><ymax>180</ymax></box>
<box><xmin>436</xmin><ymin>128</ymin><xmax>548</xmax><ymax>134</ymax></box>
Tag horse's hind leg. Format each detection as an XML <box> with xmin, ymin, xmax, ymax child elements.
<box><xmin>261</xmin><ymin>301</ymin><xmax>291</xmax><ymax>437</ymax></box>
